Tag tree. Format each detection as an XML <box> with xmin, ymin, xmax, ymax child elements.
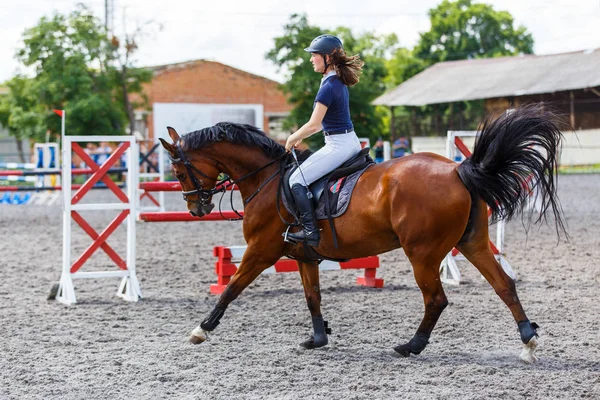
<box><xmin>384</xmin><ymin>48</ymin><xmax>427</xmax><ymax>89</ymax></box>
<box><xmin>5</xmin><ymin>4</ymin><xmax>152</xmax><ymax>142</ymax></box>
<box><xmin>415</xmin><ymin>0</ymin><xmax>533</xmax><ymax>64</ymax></box>
<box><xmin>266</xmin><ymin>14</ymin><xmax>323</xmax><ymax>145</ymax></box>
<box><xmin>333</xmin><ymin>27</ymin><xmax>394</xmax><ymax>141</ymax></box>
<box><xmin>0</xmin><ymin>76</ymin><xmax>47</xmax><ymax>161</ymax></box>
<box><xmin>109</xmin><ymin>18</ymin><xmax>160</xmax><ymax>137</ymax></box>
<box><xmin>387</xmin><ymin>0</ymin><xmax>535</xmax><ymax>137</ymax></box>
<box><xmin>16</xmin><ymin>5</ymin><xmax>122</xmax><ymax>137</ymax></box>
<box><xmin>266</xmin><ymin>14</ymin><xmax>396</xmax><ymax>147</ymax></box>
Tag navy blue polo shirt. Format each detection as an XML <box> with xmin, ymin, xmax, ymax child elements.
<box><xmin>315</xmin><ymin>75</ymin><xmax>354</xmax><ymax>133</ymax></box>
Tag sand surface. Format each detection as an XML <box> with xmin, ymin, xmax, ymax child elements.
<box><xmin>1</xmin><ymin>174</ymin><xmax>599</xmax><ymax>399</ymax></box>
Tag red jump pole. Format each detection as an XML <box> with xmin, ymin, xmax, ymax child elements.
<box><xmin>0</xmin><ymin>167</ymin><xmax>128</xmax><ymax>177</ymax></box>
<box><xmin>0</xmin><ymin>184</ymin><xmax>125</xmax><ymax>192</ymax></box>
<box><xmin>139</xmin><ymin>181</ymin><xmax>182</xmax><ymax>192</ymax></box>
<box><xmin>139</xmin><ymin>210</ymin><xmax>244</xmax><ymax>222</ymax></box>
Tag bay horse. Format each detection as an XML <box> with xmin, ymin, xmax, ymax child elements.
<box><xmin>159</xmin><ymin>106</ymin><xmax>566</xmax><ymax>363</ymax></box>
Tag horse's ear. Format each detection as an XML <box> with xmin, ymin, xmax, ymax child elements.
<box><xmin>158</xmin><ymin>137</ymin><xmax>176</xmax><ymax>155</ymax></box>
<box><xmin>166</xmin><ymin>126</ymin><xmax>180</xmax><ymax>142</ymax></box>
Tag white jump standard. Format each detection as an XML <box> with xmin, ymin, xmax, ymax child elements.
<box><xmin>440</xmin><ymin>131</ymin><xmax>516</xmax><ymax>285</ymax></box>
<box><xmin>54</xmin><ymin>135</ymin><xmax>141</xmax><ymax>305</ymax></box>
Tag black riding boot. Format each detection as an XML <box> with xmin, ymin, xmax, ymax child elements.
<box><xmin>287</xmin><ymin>183</ymin><xmax>320</xmax><ymax>247</ymax></box>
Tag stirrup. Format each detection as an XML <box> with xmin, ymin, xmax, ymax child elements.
<box><xmin>282</xmin><ymin>226</ymin><xmax>320</xmax><ymax>246</ymax></box>
<box><xmin>282</xmin><ymin>226</ymin><xmax>299</xmax><ymax>244</ymax></box>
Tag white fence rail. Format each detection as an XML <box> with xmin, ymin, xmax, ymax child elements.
<box><xmin>411</xmin><ymin>129</ymin><xmax>600</xmax><ymax>166</ymax></box>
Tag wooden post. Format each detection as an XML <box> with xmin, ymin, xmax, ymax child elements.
<box><xmin>434</xmin><ymin>104</ymin><xmax>441</xmax><ymax>134</ymax></box>
<box><xmin>390</xmin><ymin>106</ymin><xmax>396</xmax><ymax>139</ymax></box>
<box><xmin>410</xmin><ymin>107</ymin><xmax>419</xmax><ymax>137</ymax></box>
<box><xmin>570</xmin><ymin>91</ymin><xmax>575</xmax><ymax>129</ymax></box>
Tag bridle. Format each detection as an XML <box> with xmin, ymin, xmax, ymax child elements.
<box><xmin>169</xmin><ymin>144</ymin><xmax>226</xmax><ymax>208</ymax></box>
<box><xmin>169</xmin><ymin>142</ymin><xmax>287</xmax><ymax>219</ymax></box>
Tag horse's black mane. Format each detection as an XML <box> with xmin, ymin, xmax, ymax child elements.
<box><xmin>180</xmin><ymin>122</ymin><xmax>287</xmax><ymax>159</ymax></box>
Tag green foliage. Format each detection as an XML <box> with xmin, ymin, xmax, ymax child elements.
<box><xmin>266</xmin><ymin>14</ymin><xmax>397</xmax><ymax>147</ymax></box>
<box><xmin>390</xmin><ymin>0</ymin><xmax>535</xmax><ymax>136</ymax></box>
<box><xmin>266</xmin><ymin>14</ymin><xmax>323</xmax><ymax>144</ymax></box>
<box><xmin>415</xmin><ymin>0</ymin><xmax>534</xmax><ymax>64</ymax></box>
<box><xmin>0</xmin><ymin>76</ymin><xmax>46</xmax><ymax>141</ymax></box>
<box><xmin>267</xmin><ymin>3</ymin><xmax>534</xmax><ymax>143</ymax></box>
<box><xmin>384</xmin><ymin>48</ymin><xmax>427</xmax><ymax>89</ymax></box>
<box><xmin>67</xmin><ymin>95</ymin><xmax>125</xmax><ymax>136</ymax></box>
<box><xmin>334</xmin><ymin>28</ymin><xmax>396</xmax><ymax>141</ymax></box>
<box><xmin>110</xmin><ymin>66</ymin><xmax>153</xmax><ymax>112</ymax></box>
<box><xmin>2</xmin><ymin>4</ymin><xmax>152</xmax><ymax>142</ymax></box>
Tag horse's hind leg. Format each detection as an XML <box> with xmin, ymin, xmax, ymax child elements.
<box><xmin>395</xmin><ymin>250</ymin><xmax>449</xmax><ymax>357</ymax></box>
<box><xmin>456</xmin><ymin>227</ymin><xmax>539</xmax><ymax>363</ymax></box>
<box><xmin>297</xmin><ymin>260</ymin><xmax>330</xmax><ymax>349</ymax></box>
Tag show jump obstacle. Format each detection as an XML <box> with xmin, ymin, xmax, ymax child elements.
<box><xmin>211</xmin><ymin>245</ymin><xmax>383</xmax><ymax>295</ymax></box>
<box><xmin>138</xmin><ymin>182</ymin><xmax>384</xmax><ymax>292</ymax></box>
<box><xmin>0</xmin><ymin>142</ymin><xmax>61</xmax><ymax>205</ymax></box>
<box><xmin>53</xmin><ymin>134</ymin><xmax>385</xmax><ymax>304</ymax></box>
<box><xmin>440</xmin><ymin>131</ymin><xmax>516</xmax><ymax>285</ymax></box>
<box><xmin>55</xmin><ymin>135</ymin><xmax>141</xmax><ymax>305</ymax></box>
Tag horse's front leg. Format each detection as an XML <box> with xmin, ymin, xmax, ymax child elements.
<box><xmin>297</xmin><ymin>260</ymin><xmax>330</xmax><ymax>349</ymax></box>
<box><xmin>189</xmin><ymin>248</ymin><xmax>277</xmax><ymax>344</ymax></box>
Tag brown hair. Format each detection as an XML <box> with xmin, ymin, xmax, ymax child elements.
<box><xmin>329</xmin><ymin>48</ymin><xmax>364</xmax><ymax>87</ymax></box>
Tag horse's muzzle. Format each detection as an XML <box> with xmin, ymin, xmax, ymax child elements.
<box><xmin>190</xmin><ymin>203</ymin><xmax>215</xmax><ymax>218</ymax></box>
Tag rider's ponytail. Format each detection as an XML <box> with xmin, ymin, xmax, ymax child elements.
<box><xmin>330</xmin><ymin>48</ymin><xmax>364</xmax><ymax>87</ymax></box>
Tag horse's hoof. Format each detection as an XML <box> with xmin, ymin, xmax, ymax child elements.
<box><xmin>394</xmin><ymin>342</ymin><xmax>423</xmax><ymax>357</ymax></box>
<box><xmin>47</xmin><ymin>283</ymin><xmax>59</xmax><ymax>301</ymax></box>
<box><xmin>393</xmin><ymin>343</ymin><xmax>412</xmax><ymax>357</ymax></box>
<box><xmin>519</xmin><ymin>336</ymin><xmax>539</xmax><ymax>364</ymax></box>
<box><xmin>299</xmin><ymin>334</ymin><xmax>328</xmax><ymax>349</ymax></box>
<box><xmin>189</xmin><ymin>326</ymin><xmax>208</xmax><ymax>344</ymax></box>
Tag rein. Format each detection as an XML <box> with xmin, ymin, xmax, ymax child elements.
<box><xmin>171</xmin><ymin>144</ymin><xmax>287</xmax><ymax>221</ymax></box>
<box><xmin>276</xmin><ymin>160</ymin><xmax>301</xmax><ymax>229</ymax></box>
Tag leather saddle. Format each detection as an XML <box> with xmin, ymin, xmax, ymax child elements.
<box><xmin>282</xmin><ymin>147</ymin><xmax>373</xmax><ymax>209</ymax></box>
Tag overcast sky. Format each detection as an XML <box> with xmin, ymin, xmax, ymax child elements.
<box><xmin>1</xmin><ymin>0</ymin><xmax>599</xmax><ymax>84</ymax></box>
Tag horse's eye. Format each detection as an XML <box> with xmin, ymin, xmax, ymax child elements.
<box><xmin>176</xmin><ymin>173</ymin><xmax>186</xmax><ymax>180</ymax></box>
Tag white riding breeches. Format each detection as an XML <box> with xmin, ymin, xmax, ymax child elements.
<box><xmin>289</xmin><ymin>132</ymin><xmax>362</xmax><ymax>187</ymax></box>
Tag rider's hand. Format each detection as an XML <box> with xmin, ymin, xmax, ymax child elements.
<box><xmin>285</xmin><ymin>137</ymin><xmax>302</xmax><ymax>152</ymax></box>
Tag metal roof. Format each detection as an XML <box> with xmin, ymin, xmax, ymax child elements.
<box><xmin>373</xmin><ymin>48</ymin><xmax>600</xmax><ymax>106</ymax></box>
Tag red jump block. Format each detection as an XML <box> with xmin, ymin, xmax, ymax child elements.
<box><xmin>209</xmin><ymin>245</ymin><xmax>384</xmax><ymax>295</ymax></box>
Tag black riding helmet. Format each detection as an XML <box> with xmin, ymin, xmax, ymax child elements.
<box><xmin>304</xmin><ymin>34</ymin><xmax>343</xmax><ymax>74</ymax></box>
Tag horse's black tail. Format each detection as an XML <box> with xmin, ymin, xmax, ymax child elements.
<box><xmin>456</xmin><ymin>105</ymin><xmax>567</xmax><ymax>237</ymax></box>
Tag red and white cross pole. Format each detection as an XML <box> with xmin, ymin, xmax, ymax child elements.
<box><xmin>56</xmin><ymin>135</ymin><xmax>141</xmax><ymax>305</ymax></box>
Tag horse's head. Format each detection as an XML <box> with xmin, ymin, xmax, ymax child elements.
<box><xmin>159</xmin><ymin>127</ymin><xmax>221</xmax><ymax>218</ymax></box>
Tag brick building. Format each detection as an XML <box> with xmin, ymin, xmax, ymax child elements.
<box><xmin>133</xmin><ymin>59</ymin><xmax>292</xmax><ymax>141</ymax></box>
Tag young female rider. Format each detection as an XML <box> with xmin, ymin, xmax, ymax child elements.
<box><xmin>285</xmin><ymin>34</ymin><xmax>364</xmax><ymax>247</ymax></box>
